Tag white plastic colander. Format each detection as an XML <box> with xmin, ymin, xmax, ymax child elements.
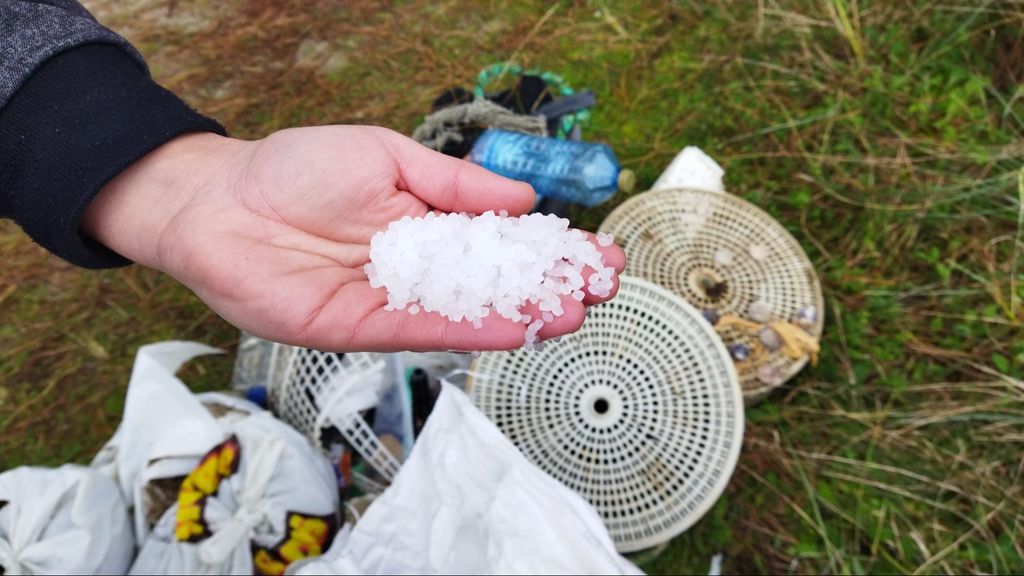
<box><xmin>598</xmin><ymin>187</ymin><xmax>824</xmax><ymax>399</ymax></box>
<box><xmin>469</xmin><ymin>275</ymin><xmax>744</xmax><ymax>553</ymax></box>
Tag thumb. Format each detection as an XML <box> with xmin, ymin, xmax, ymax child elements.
<box><xmin>380</xmin><ymin>128</ymin><xmax>536</xmax><ymax>215</ymax></box>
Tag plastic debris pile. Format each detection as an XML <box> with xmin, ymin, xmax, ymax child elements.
<box><xmin>412</xmin><ymin>61</ymin><xmax>633</xmax><ymax>217</ymax></box>
<box><xmin>463</xmin><ymin>97</ymin><xmax>823</xmax><ymax>554</ymax></box>
<box><xmin>0</xmin><ymin>342</ymin><xmax>641</xmax><ymax>576</ymax></box>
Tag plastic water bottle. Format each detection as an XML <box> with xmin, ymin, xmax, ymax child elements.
<box><xmin>469</xmin><ymin>129</ymin><xmax>635</xmax><ymax>207</ymax></box>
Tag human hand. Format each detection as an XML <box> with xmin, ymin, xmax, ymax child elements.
<box><xmin>81</xmin><ymin>126</ymin><xmax>624</xmax><ymax>352</ymax></box>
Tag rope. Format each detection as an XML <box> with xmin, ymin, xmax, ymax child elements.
<box><xmin>197</xmin><ymin>436</ymin><xmax>286</xmax><ymax>566</ymax></box>
<box><xmin>474</xmin><ymin>62</ymin><xmax>591</xmax><ymax>138</ymax></box>
<box><xmin>0</xmin><ymin>537</ymin><xmax>25</xmax><ymax>576</ymax></box>
<box><xmin>412</xmin><ymin>100</ymin><xmax>546</xmax><ymax>152</ymax></box>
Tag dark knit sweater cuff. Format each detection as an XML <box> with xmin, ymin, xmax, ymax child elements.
<box><xmin>0</xmin><ymin>43</ymin><xmax>226</xmax><ymax>269</ymax></box>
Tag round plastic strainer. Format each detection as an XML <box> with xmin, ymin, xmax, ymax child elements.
<box><xmin>469</xmin><ymin>275</ymin><xmax>744</xmax><ymax>553</ymax></box>
<box><xmin>599</xmin><ymin>188</ymin><xmax>824</xmax><ymax>399</ymax></box>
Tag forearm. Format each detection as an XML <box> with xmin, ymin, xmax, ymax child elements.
<box><xmin>80</xmin><ymin>132</ymin><xmax>246</xmax><ymax>272</ymax></box>
<box><xmin>0</xmin><ymin>1</ymin><xmax>226</xmax><ymax>270</ymax></box>
<box><xmin>0</xmin><ymin>43</ymin><xmax>226</xmax><ymax>268</ymax></box>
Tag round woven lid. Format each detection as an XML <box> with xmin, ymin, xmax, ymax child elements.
<box><xmin>599</xmin><ymin>188</ymin><xmax>824</xmax><ymax>398</ymax></box>
<box><xmin>469</xmin><ymin>276</ymin><xmax>743</xmax><ymax>552</ymax></box>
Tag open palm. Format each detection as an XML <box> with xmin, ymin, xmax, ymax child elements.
<box><xmin>88</xmin><ymin>126</ymin><xmax>623</xmax><ymax>352</ymax></box>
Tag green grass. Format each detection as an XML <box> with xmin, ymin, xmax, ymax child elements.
<box><xmin>2</xmin><ymin>0</ymin><xmax>1023</xmax><ymax>573</ymax></box>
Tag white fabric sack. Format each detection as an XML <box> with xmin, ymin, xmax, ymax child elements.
<box><xmin>130</xmin><ymin>411</ymin><xmax>339</xmax><ymax>575</ymax></box>
<box><xmin>294</xmin><ymin>383</ymin><xmax>641</xmax><ymax>575</ymax></box>
<box><xmin>0</xmin><ymin>464</ymin><xmax>133</xmax><ymax>575</ymax></box>
<box><xmin>651</xmin><ymin>146</ymin><xmax>725</xmax><ymax>192</ymax></box>
<box><xmin>91</xmin><ymin>342</ymin><xmax>262</xmax><ymax>542</ymax></box>
<box><xmin>90</xmin><ymin>341</ymin><xmax>339</xmax><ymax>575</ymax></box>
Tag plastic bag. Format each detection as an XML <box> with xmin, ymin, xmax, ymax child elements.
<box><xmin>293</xmin><ymin>383</ymin><xmax>641</xmax><ymax>575</ymax></box>
<box><xmin>650</xmin><ymin>146</ymin><xmax>725</xmax><ymax>192</ymax></box>
<box><xmin>130</xmin><ymin>411</ymin><xmax>339</xmax><ymax>575</ymax></box>
<box><xmin>0</xmin><ymin>464</ymin><xmax>133</xmax><ymax>575</ymax></box>
<box><xmin>91</xmin><ymin>341</ymin><xmax>339</xmax><ymax>575</ymax></box>
<box><xmin>91</xmin><ymin>342</ymin><xmax>255</xmax><ymax>541</ymax></box>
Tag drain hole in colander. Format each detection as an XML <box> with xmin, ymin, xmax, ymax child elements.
<box><xmin>594</xmin><ymin>398</ymin><xmax>610</xmax><ymax>414</ymax></box>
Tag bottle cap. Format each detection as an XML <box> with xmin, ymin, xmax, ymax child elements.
<box><xmin>617</xmin><ymin>169</ymin><xmax>637</xmax><ymax>193</ymax></box>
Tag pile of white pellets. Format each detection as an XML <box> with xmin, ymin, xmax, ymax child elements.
<box><xmin>365</xmin><ymin>211</ymin><xmax>615</xmax><ymax>347</ymax></box>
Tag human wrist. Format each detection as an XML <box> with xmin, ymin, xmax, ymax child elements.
<box><xmin>0</xmin><ymin>43</ymin><xmax>227</xmax><ymax>268</ymax></box>
<box><xmin>80</xmin><ymin>131</ymin><xmax>247</xmax><ymax>271</ymax></box>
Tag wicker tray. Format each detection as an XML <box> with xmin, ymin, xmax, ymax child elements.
<box><xmin>599</xmin><ymin>188</ymin><xmax>824</xmax><ymax>400</ymax></box>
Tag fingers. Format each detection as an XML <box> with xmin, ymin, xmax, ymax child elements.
<box><xmin>292</xmin><ymin>280</ymin><xmax>525</xmax><ymax>352</ymax></box>
<box><xmin>517</xmin><ymin>296</ymin><xmax>587</xmax><ymax>341</ymax></box>
<box><xmin>583</xmin><ymin>231</ymin><xmax>626</xmax><ymax>273</ymax></box>
<box><xmin>582</xmin><ymin>272</ymin><xmax>621</xmax><ymax>306</ymax></box>
<box><xmin>353</xmin><ymin>300</ymin><xmax>586</xmax><ymax>352</ymax></box>
<box><xmin>379</xmin><ymin>128</ymin><xmax>536</xmax><ymax>216</ymax></box>
<box><xmin>577</xmin><ymin>231</ymin><xmax>625</xmax><ymax>305</ymax></box>
<box><xmin>294</xmin><ymin>281</ymin><xmax>595</xmax><ymax>353</ymax></box>
<box><xmin>352</xmin><ymin>307</ymin><xmax>529</xmax><ymax>353</ymax></box>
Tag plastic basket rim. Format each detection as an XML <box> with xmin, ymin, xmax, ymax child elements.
<box><xmin>265</xmin><ymin>346</ymin><xmax>402</xmax><ymax>483</ymax></box>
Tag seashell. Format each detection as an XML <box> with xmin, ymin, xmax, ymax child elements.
<box><xmin>748</xmin><ymin>244</ymin><xmax>769</xmax><ymax>261</ymax></box>
<box><xmin>713</xmin><ymin>248</ymin><xmax>735</xmax><ymax>267</ymax></box>
<box><xmin>756</xmin><ymin>364</ymin><xmax>784</xmax><ymax>385</ymax></box>
<box><xmin>794</xmin><ymin>305</ymin><xmax>818</xmax><ymax>329</ymax></box>
<box><xmin>702</xmin><ymin>308</ymin><xmax>720</xmax><ymax>326</ymax></box>
<box><xmin>748</xmin><ymin>301</ymin><xmax>772</xmax><ymax>322</ymax></box>
<box><xmin>759</xmin><ymin>327</ymin><xmax>783</xmax><ymax>352</ymax></box>
<box><xmin>728</xmin><ymin>343</ymin><xmax>751</xmax><ymax>361</ymax></box>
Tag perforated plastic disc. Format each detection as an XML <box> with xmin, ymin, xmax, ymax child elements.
<box><xmin>599</xmin><ymin>188</ymin><xmax>824</xmax><ymax>398</ymax></box>
<box><xmin>469</xmin><ymin>276</ymin><xmax>743</xmax><ymax>552</ymax></box>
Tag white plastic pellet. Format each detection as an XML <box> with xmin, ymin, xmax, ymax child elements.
<box><xmin>365</xmin><ymin>211</ymin><xmax>615</xmax><ymax>348</ymax></box>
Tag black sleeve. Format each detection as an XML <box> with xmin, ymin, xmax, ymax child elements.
<box><xmin>0</xmin><ymin>43</ymin><xmax>225</xmax><ymax>269</ymax></box>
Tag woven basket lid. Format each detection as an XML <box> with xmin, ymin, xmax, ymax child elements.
<box><xmin>469</xmin><ymin>275</ymin><xmax>744</xmax><ymax>552</ymax></box>
<box><xmin>598</xmin><ymin>188</ymin><xmax>824</xmax><ymax>399</ymax></box>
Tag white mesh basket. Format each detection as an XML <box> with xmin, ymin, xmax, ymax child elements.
<box><xmin>599</xmin><ymin>187</ymin><xmax>824</xmax><ymax>399</ymax></box>
<box><xmin>265</xmin><ymin>345</ymin><xmax>402</xmax><ymax>482</ymax></box>
<box><xmin>469</xmin><ymin>275</ymin><xmax>744</xmax><ymax>553</ymax></box>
